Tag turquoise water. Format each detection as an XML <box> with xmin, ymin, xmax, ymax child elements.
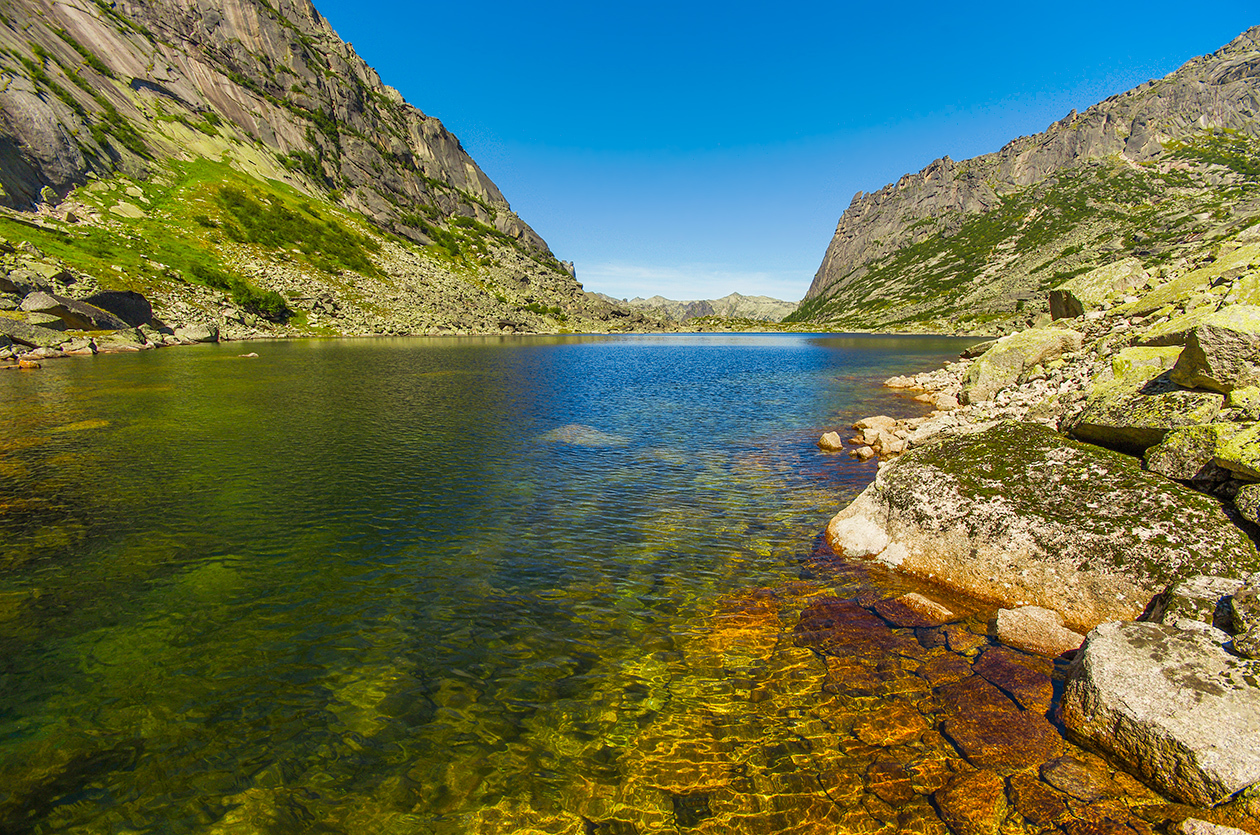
<box><xmin>0</xmin><ymin>333</ymin><xmax>978</xmax><ymax>833</ymax></box>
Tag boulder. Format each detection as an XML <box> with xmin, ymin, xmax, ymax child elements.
<box><xmin>960</xmin><ymin>328</ymin><xmax>1083</xmax><ymax>403</ymax></box>
<box><xmin>1157</xmin><ymin>575</ymin><xmax>1242</xmax><ymax>636</ymax></box>
<box><xmin>1226</xmin><ymin>386</ymin><xmax>1260</xmax><ymax>421</ymax></box>
<box><xmin>994</xmin><ymin>606</ymin><xmax>1085</xmax><ymax>657</ymax></box>
<box><xmin>94</xmin><ymin>329</ymin><xmax>148</xmax><ymax>352</ymax></box>
<box><xmin>1170</xmin><ymin>305</ymin><xmax>1260</xmax><ymax>393</ymax></box>
<box><xmin>1145</xmin><ymin>424</ymin><xmax>1244</xmax><ymax>482</ymax></box>
<box><xmin>0</xmin><ymin>315</ymin><xmax>71</xmax><ymax>348</ymax></box>
<box><xmin>174</xmin><ymin>323</ymin><xmax>220</xmax><ymax>344</ymax></box>
<box><xmin>1061</xmin><ymin>621</ymin><xmax>1260</xmax><ymax>806</ymax></box>
<box><xmin>1067</xmin><ymin>346</ymin><xmax>1222</xmax><ymax>452</ymax></box>
<box><xmin>934</xmin><ymin>770</ymin><xmax>1007</xmax><ymax>835</ymax></box>
<box><xmin>825</xmin><ymin>421</ymin><xmax>1259</xmax><ymax>628</ymax></box>
<box><xmin>1216</xmin><ymin>424</ymin><xmax>1260</xmax><ymax>480</ymax></box>
<box><xmin>1050</xmin><ymin>258</ymin><xmax>1148</xmax><ymax>320</ymax></box>
<box><xmin>82</xmin><ymin>290</ymin><xmax>153</xmax><ymax>327</ymax></box>
<box><xmin>1174</xmin><ymin>820</ymin><xmax>1252</xmax><ymax>835</ymax></box>
<box><xmin>817</xmin><ymin>431</ymin><xmax>844</xmax><ymax>451</ymax></box>
<box><xmin>1236</xmin><ymin>484</ymin><xmax>1260</xmax><ymax>525</ymax></box>
<box><xmin>24</xmin><ymin>312</ymin><xmax>65</xmax><ymax>331</ymax></box>
<box><xmin>870</xmin><ymin>592</ymin><xmax>956</xmax><ymax>628</ymax></box>
<box><xmin>20</xmin><ymin>291</ymin><xmax>128</xmax><ymax>331</ymax></box>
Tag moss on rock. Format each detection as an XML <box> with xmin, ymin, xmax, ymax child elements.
<box><xmin>961</xmin><ymin>327</ymin><xmax>1082</xmax><ymax>404</ymax></box>
<box><xmin>1170</xmin><ymin>304</ymin><xmax>1260</xmax><ymax>393</ymax></box>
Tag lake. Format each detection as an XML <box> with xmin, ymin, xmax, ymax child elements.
<box><xmin>0</xmin><ymin>333</ymin><xmax>1130</xmax><ymax>834</ymax></box>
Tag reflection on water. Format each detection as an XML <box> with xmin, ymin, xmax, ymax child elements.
<box><xmin>0</xmin><ymin>334</ymin><xmax>1212</xmax><ymax>834</ymax></box>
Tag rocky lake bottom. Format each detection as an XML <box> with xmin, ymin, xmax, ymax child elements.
<box><xmin>0</xmin><ymin>333</ymin><xmax>1239</xmax><ymax>834</ymax></box>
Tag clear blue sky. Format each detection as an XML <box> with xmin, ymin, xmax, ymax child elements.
<box><xmin>313</xmin><ymin>0</ymin><xmax>1257</xmax><ymax>302</ymax></box>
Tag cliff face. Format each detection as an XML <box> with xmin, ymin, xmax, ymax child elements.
<box><xmin>0</xmin><ymin>0</ymin><xmax>661</xmax><ymax>337</ymax></box>
<box><xmin>794</xmin><ymin>27</ymin><xmax>1260</xmax><ymax>333</ymax></box>
<box><xmin>0</xmin><ymin>0</ymin><xmax>544</xmax><ymax>249</ymax></box>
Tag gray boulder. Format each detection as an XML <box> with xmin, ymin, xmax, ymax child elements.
<box><xmin>825</xmin><ymin>421</ymin><xmax>1259</xmax><ymax>628</ymax></box>
<box><xmin>1236</xmin><ymin>484</ymin><xmax>1260</xmax><ymax>526</ymax></box>
<box><xmin>82</xmin><ymin>290</ymin><xmax>153</xmax><ymax>327</ymax></box>
<box><xmin>1145</xmin><ymin>424</ymin><xmax>1243</xmax><ymax>482</ymax></box>
<box><xmin>1171</xmin><ymin>305</ymin><xmax>1260</xmax><ymax>393</ymax></box>
<box><xmin>0</xmin><ymin>315</ymin><xmax>71</xmax><ymax>348</ymax></box>
<box><xmin>1156</xmin><ymin>575</ymin><xmax>1241</xmax><ymax>635</ymax></box>
<box><xmin>1049</xmin><ymin>258</ymin><xmax>1148</xmax><ymax>320</ymax></box>
<box><xmin>20</xmin><ymin>291</ymin><xmax>128</xmax><ymax>331</ymax></box>
<box><xmin>1061</xmin><ymin>620</ymin><xmax>1260</xmax><ymax>806</ymax></box>
<box><xmin>174</xmin><ymin>323</ymin><xmax>219</xmax><ymax>344</ymax></box>
<box><xmin>960</xmin><ymin>327</ymin><xmax>1082</xmax><ymax>403</ymax></box>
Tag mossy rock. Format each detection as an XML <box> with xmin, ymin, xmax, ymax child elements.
<box><xmin>1169</xmin><ymin>304</ymin><xmax>1260</xmax><ymax>393</ymax></box>
<box><xmin>1145</xmin><ymin>423</ymin><xmax>1244</xmax><ymax>482</ymax></box>
<box><xmin>961</xmin><ymin>327</ymin><xmax>1082</xmax><ymax>404</ymax></box>
<box><xmin>1049</xmin><ymin>257</ymin><xmax>1147</xmax><ymax>320</ymax></box>
<box><xmin>1120</xmin><ymin>243</ymin><xmax>1260</xmax><ymax>318</ymax></box>
<box><xmin>1228</xmin><ymin>387</ymin><xmax>1260</xmax><ymax>421</ymax></box>
<box><xmin>1217</xmin><ymin>424</ymin><xmax>1260</xmax><ymax>480</ymax></box>
<box><xmin>1068</xmin><ymin>346</ymin><xmax>1222</xmax><ymax>452</ymax></box>
<box><xmin>827</xmin><ymin>421</ymin><xmax>1258</xmax><ymax>629</ymax></box>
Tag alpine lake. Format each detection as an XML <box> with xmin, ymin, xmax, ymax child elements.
<box><xmin>0</xmin><ymin>334</ymin><xmax>1187</xmax><ymax>834</ymax></box>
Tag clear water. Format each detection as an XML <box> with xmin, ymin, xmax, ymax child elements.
<box><xmin>0</xmin><ymin>333</ymin><xmax>994</xmax><ymax>833</ymax></box>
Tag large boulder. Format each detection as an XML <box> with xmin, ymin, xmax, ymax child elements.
<box><xmin>1060</xmin><ymin>621</ymin><xmax>1260</xmax><ymax>806</ymax></box>
<box><xmin>1216</xmin><ymin>424</ymin><xmax>1260</xmax><ymax>481</ymax></box>
<box><xmin>1067</xmin><ymin>346</ymin><xmax>1222</xmax><ymax>452</ymax></box>
<box><xmin>1049</xmin><ymin>258</ymin><xmax>1148</xmax><ymax>320</ymax></box>
<box><xmin>81</xmin><ymin>290</ymin><xmax>153</xmax><ymax>327</ymax></box>
<box><xmin>1170</xmin><ymin>305</ymin><xmax>1260</xmax><ymax>393</ymax></box>
<box><xmin>19</xmin><ymin>291</ymin><xmax>128</xmax><ymax>331</ymax></box>
<box><xmin>960</xmin><ymin>327</ymin><xmax>1083</xmax><ymax>404</ymax></box>
<box><xmin>1145</xmin><ymin>424</ymin><xmax>1244</xmax><ymax>482</ymax></box>
<box><xmin>0</xmin><ymin>315</ymin><xmax>72</xmax><ymax>348</ymax></box>
<box><xmin>825</xmin><ymin>421</ymin><xmax>1259</xmax><ymax>628</ymax></box>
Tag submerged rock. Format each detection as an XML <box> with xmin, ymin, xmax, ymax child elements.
<box><xmin>994</xmin><ymin>606</ymin><xmax>1085</xmax><ymax>658</ymax></box>
<box><xmin>1061</xmin><ymin>620</ymin><xmax>1260</xmax><ymax>806</ymax></box>
<box><xmin>825</xmin><ymin>421</ymin><xmax>1258</xmax><ymax>628</ymax></box>
<box><xmin>537</xmin><ymin>423</ymin><xmax>628</xmax><ymax>447</ymax></box>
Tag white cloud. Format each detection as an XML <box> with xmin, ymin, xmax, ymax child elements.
<box><xmin>576</xmin><ymin>262</ymin><xmax>808</xmax><ymax>303</ymax></box>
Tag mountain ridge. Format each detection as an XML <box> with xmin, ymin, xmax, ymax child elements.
<box><xmin>792</xmin><ymin>26</ymin><xmax>1260</xmax><ymax>333</ymax></box>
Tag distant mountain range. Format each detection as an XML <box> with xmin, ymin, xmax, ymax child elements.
<box><xmin>790</xmin><ymin>26</ymin><xmax>1260</xmax><ymax>334</ymax></box>
<box><xmin>602</xmin><ymin>292</ymin><xmax>798</xmax><ymax>322</ymax></box>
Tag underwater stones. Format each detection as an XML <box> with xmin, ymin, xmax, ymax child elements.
<box><xmin>828</xmin><ymin>421</ymin><xmax>1258</xmax><ymax>629</ymax></box>
<box><xmin>1008</xmin><ymin>771</ymin><xmax>1069</xmax><ymax>828</ymax></box>
<box><xmin>995</xmin><ymin>606</ymin><xmax>1086</xmax><ymax>658</ymax></box>
<box><xmin>933</xmin><ymin>770</ymin><xmax>1007</xmax><ymax>835</ymax></box>
<box><xmin>972</xmin><ymin>645</ymin><xmax>1054</xmax><ymax>712</ymax></box>
<box><xmin>817</xmin><ymin>430</ymin><xmax>844</xmax><ymax>451</ymax></box>
<box><xmin>1039</xmin><ymin>755</ymin><xmax>1119</xmax><ymax>804</ymax></box>
<box><xmin>537</xmin><ymin>423</ymin><xmax>627</xmax><ymax>447</ymax></box>
<box><xmin>852</xmin><ymin>701</ymin><xmax>928</xmax><ymax>747</ymax></box>
<box><xmin>1170</xmin><ymin>305</ymin><xmax>1260</xmax><ymax>393</ymax></box>
<box><xmin>960</xmin><ymin>327</ymin><xmax>1083</xmax><ymax>404</ymax></box>
<box><xmin>936</xmin><ymin>676</ymin><xmax>1064</xmax><ymax>773</ymax></box>
<box><xmin>871</xmin><ymin>592</ymin><xmax>957</xmax><ymax>628</ymax></box>
<box><xmin>1061</xmin><ymin>620</ymin><xmax>1260</xmax><ymax>806</ymax></box>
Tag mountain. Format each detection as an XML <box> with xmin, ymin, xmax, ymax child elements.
<box><xmin>618</xmin><ymin>292</ymin><xmax>798</xmax><ymax>322</ymax></box>
<box><xmin>0</xmin><ymin>0</ymin><xmax>657</xmax><ymax>339</ymax></box>
<box><xmin>790</xmin><ymin>27</ymin><xmax>1260</xmax><ymax>334</ymax></box>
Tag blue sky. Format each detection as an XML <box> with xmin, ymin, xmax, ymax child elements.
<box><xmin>314</xmin><ymin>1</ymin><xmax>1257</xmax><ymax>302</ymax></box>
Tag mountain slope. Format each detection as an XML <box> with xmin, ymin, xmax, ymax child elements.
<box><xmin>0</xmin><ymin>0</ymin><xmax>655</xmax><ymax>337</ymax></box>
<box><xmin>621</xmin><ymin>292</ymin><xmax>798</xmax><ymax>322</ymax></box>
<box><xmin>790</xmin><ymin>26</ymin><xmax>1260</xmax><ymax>334</ymax></box>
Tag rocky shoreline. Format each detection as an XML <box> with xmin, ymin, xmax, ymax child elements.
<box><xmin>813</xmin><ymin>241</ymin><xmax>1260</xmax><ymax>828</ymax></box>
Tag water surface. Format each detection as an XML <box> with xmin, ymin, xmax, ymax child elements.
<box><xmin>0</xmin><ymin>333</ymin><xmax>999</xmax><ymax>832</ymax></box>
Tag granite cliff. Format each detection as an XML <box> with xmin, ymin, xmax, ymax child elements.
<box><xmin>0</xmin><ymin>0</ymin><xmax>657</xmax><ymax>343</ymax></box>
<box><xmin>791</xmin><ymin>26</ymin><xmax>1260</xmax><ymax>335</ymax></box>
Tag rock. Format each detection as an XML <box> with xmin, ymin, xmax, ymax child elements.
<box><xmin>825</xmin><ymin>421</ymin><xmax>1258</xmax><ymax>628</ymax></box>
<box><xmin>1145</xmin><ymin>424</ymin><xmax>1244</xmax><ymax>482</ymax></box>
<box><xmin>854</xmin><ymin>415</ymin><xmax>899</xmax><ymax>432</ymax></box>
<box><xmin>943</xmin><ymin>624</ymin><xmax>987</xmax><ymax>655</ymax></box>
<box><xmin>1216</xmin><ymin>424</ymin><xmax>1260</xmax><ymax>480</ymax></box>
<box><xmin>1039</xmin><ymin>755</ymin><xmax>1117</xmax><ymax>803</ymax></box>
<box><xmin>1050</xmin><ymin>258</ymin><xmax>1149</xmax><ymax>320</ymax></box>
<box><xmin>1060</xmin><ymin>620</ymin><xmax>1260</xmax><ymax>806</ymax></box>
<box><xmin>24</xmin><ymin>311</ymin><xmax>65</xmax><ymax>330</ymax></box>
<box><xmin>995</xmin><ymin>606</ymin><xmax>1085</xmax><ymax>657</ymax></box>
<box><xmin>960</xmin><ymin>327</ymin><xmax>1083</xmax><ymax>403</ymax></box>
<box><xmin>937</xmin><ymin>676</ymin><xmax>1063</xmax><ymax>772</ymax></box>
<box><xmin>94</xmin><ymin>329</ymin><xmax>148</xmax><ymax>352</ymax></box>
<box><xmin>870</xmin><ymin>592</ymin><xmax>957</xmax><ymax>628</ymax></box>
<box><xmin>1174</xmin><ymin>820</ymin><xmax>1252</xmax><ymax>835</ymax></box>
<box><xmin>17</xmin><ymin>358</ymin><xmax>40</xmax><ymax>369</ymax></box>
<box><xmin>81</xmin><ymin>290</ymin><xmax>153</xmax><ymax>327</ymax></box>
<box><xmin>934</xmin><ymin>770</ymin><xmax>1007</xmax><ymax>835</ymax></box>
<box><xmin>1170</xmin><ymin>304</ymin><xmax>1260</xmax><ymax>393</ymax></box>
<box><xmin>1157</xmin><ymin>575</ymin><xmax>1241</xmax><ymax>634</ymax></box>
<box><xmin>818</xmin><ymin>431</ymin><xmax>844</xmax><ymax>451</ymax></box>
<box><xmin>1236</xmin><ymin>484</ymin><xmax>1260</xmax><ymax>525</ymax></box>
<box><xmin>850</xmin><ymin>445</ymin><xmax>875</xmax><ymax>461</ymax></box>
<box><xmin>1231</xmin><ymin>581</ymin><xmax>1260</xmax><ymax>635</ymax></box>
<box><xmin>0</xmin><ymin>315</ymin><xmax>72</xmax><ymax>348</ymax></box>
<box><xmin>961</xmin><ymin>339</ymin><xmax>997</xmax><ymax>359</ymax></box>
<box><xmin>1008</xmin><ymin>772</ymin><xmax>1069</xmax><ymax>829</ymax></box>
<box><xmin>174</xmin><ymin>323</ymin><xmax>220</xmax><ymax>344</ymax></box>
<box><xmin>1067</xmin><ymin>346</ymin><xmax>1223</xmax><ymax>452</ymax></box>
<box><xmin>238</xmin><ymin>352</ymin><xmax>259</xmax><ymax>358</ymax></box>
<box><xmin>537</xmin><ymin>423</ymin><xmax>626</xmax><ymax>447</ymax></box>
<box><xmin>20</xmin><ymin>291</ymin><xmax>128</xmax><ymax>331</ymax></box>
<box><xmin>1226</xmin><ymin>386</ymin><xmax>1260</xmax><ymax>420</ymax></box>
<box><xmin>973</xmin><ymin>645</ymin><xmax>1054</xmax><ymax>711</ymax></box>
